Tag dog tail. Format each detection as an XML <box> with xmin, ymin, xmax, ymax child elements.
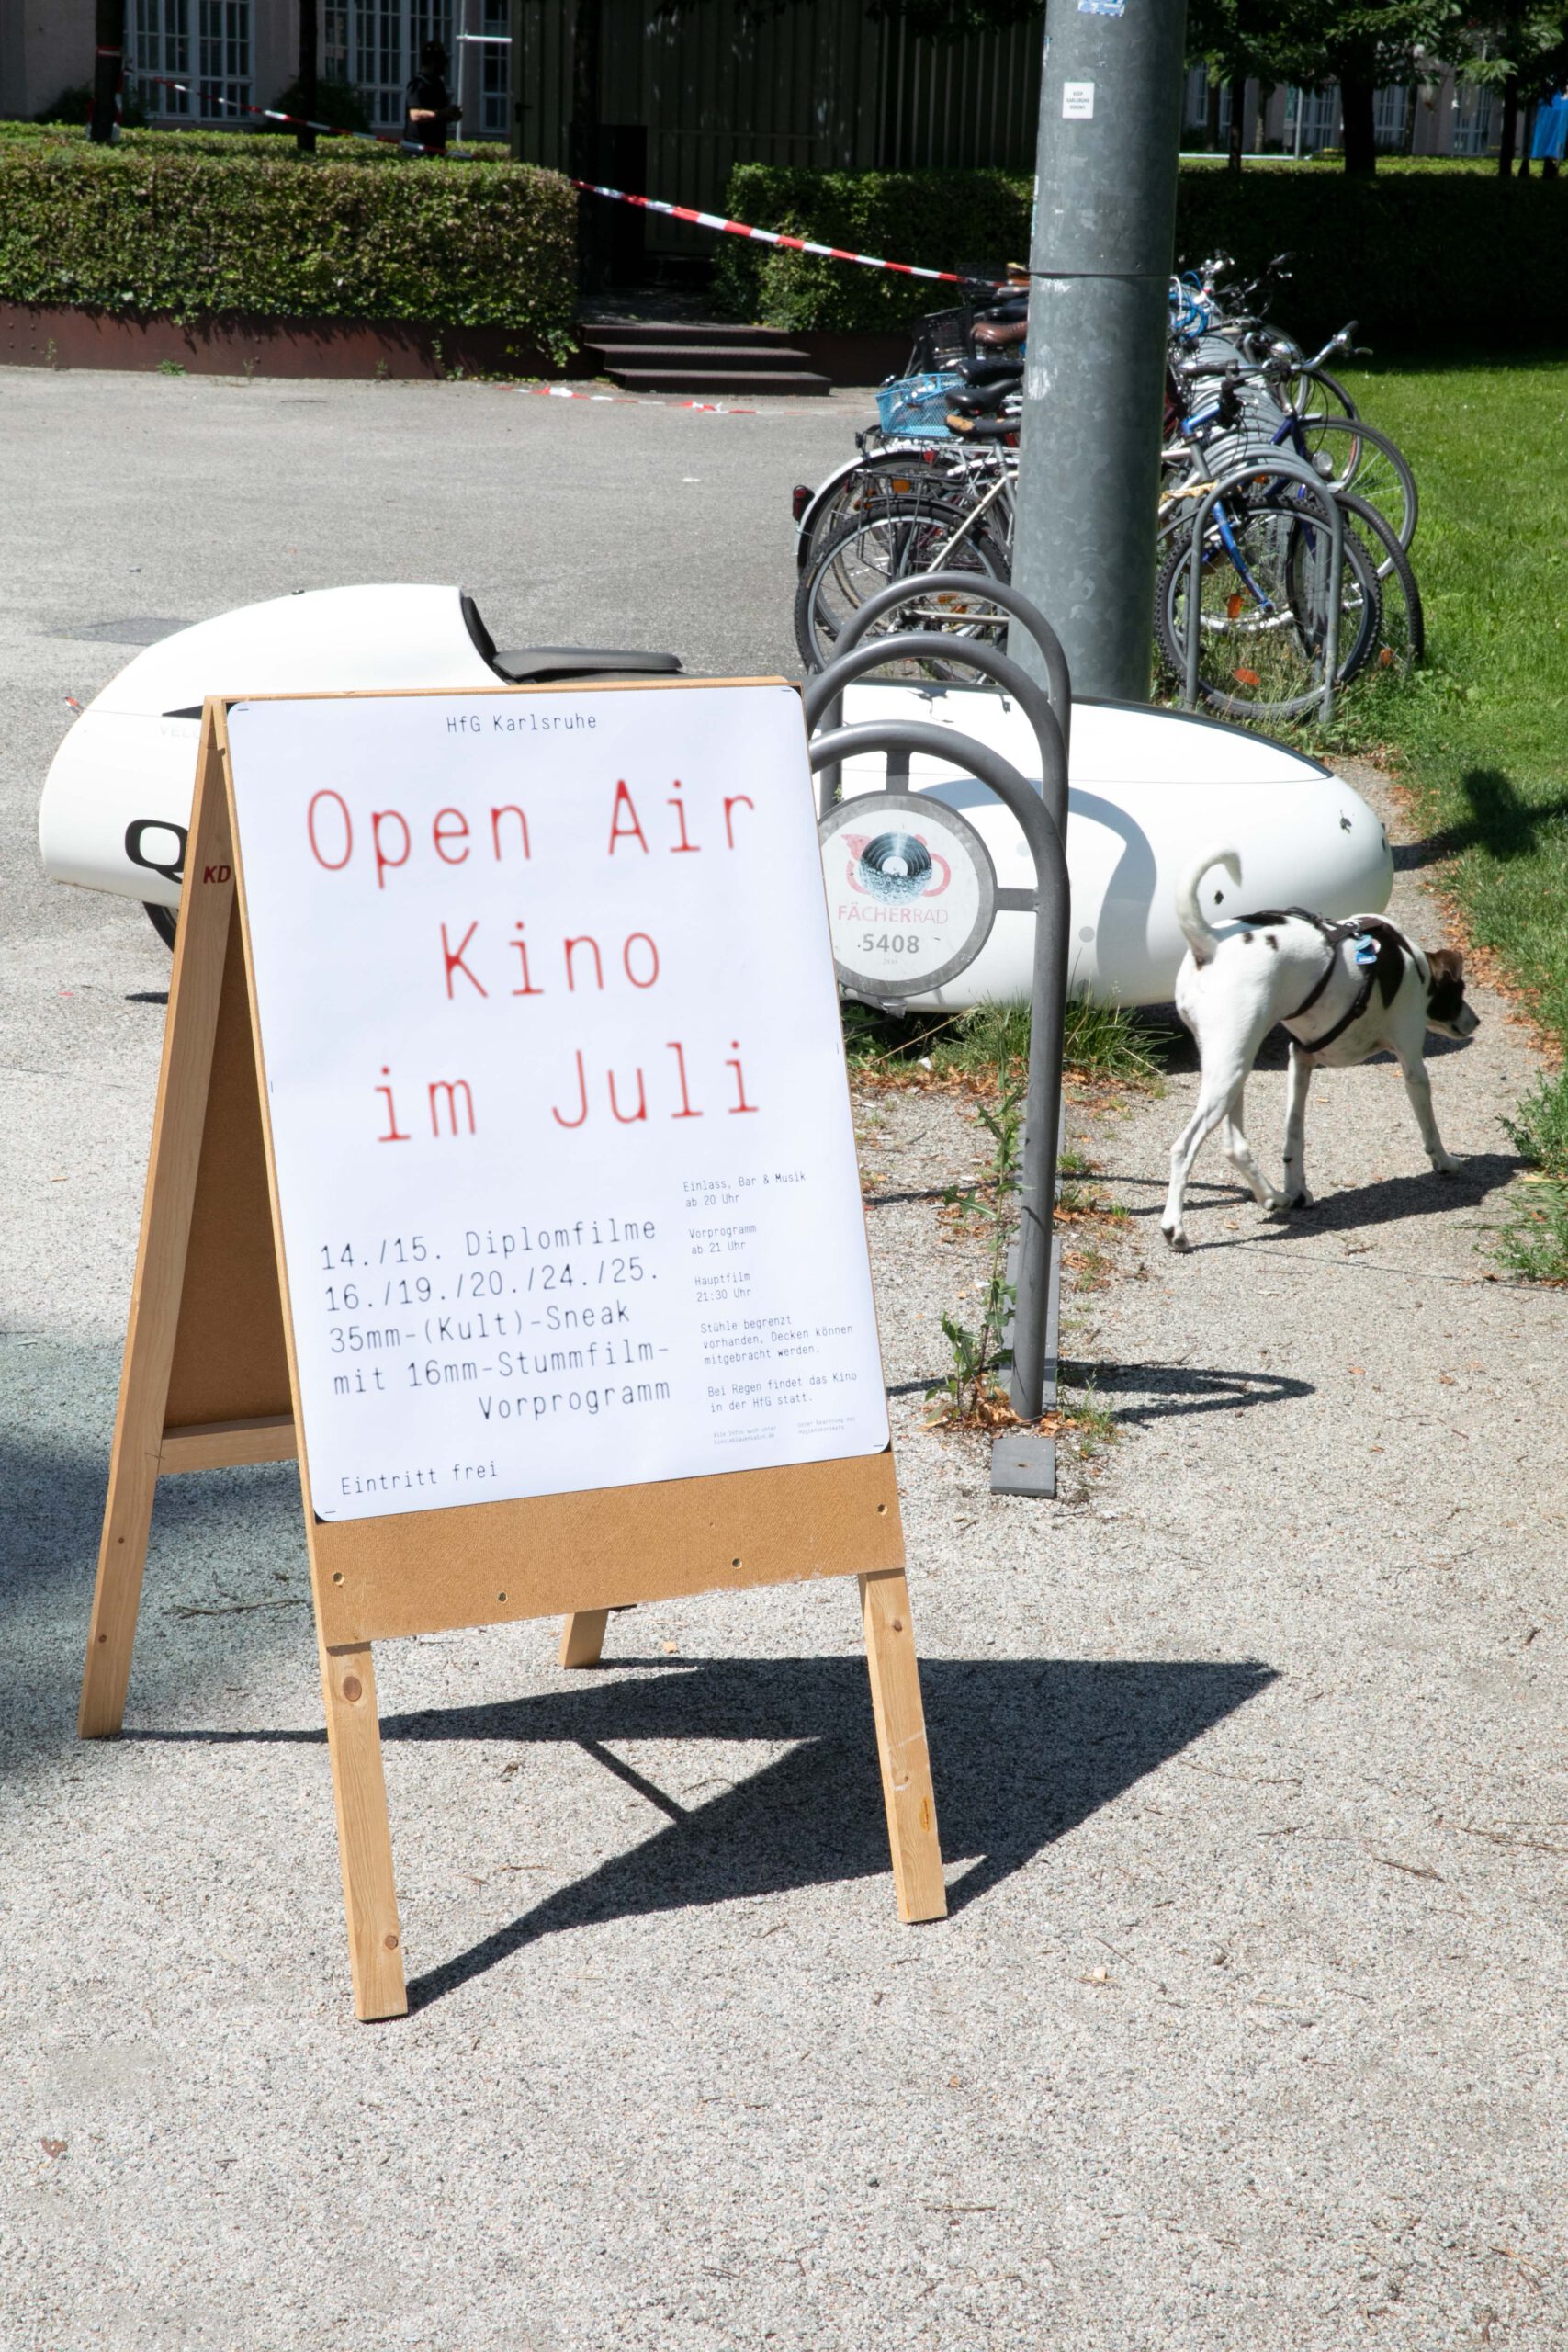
<box><xmin>1175</xmin><ymin>845</ymin><xmax>1243</xmax><ymax>967</ymax></box>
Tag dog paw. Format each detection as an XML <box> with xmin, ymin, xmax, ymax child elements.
<box><xmin>1161</xmin><ymin>1223</ymin><xmax>1191</xmax><ymax>1253</ymax></box>
<box><xmin>1260</xmin><ymin>1190</ymin><xmax>1289</xmax><ymax>1216</ymax></box>
<box><xmin>1279</xmin><ymin>1186</ymin><xmax>1313</xmax><ymax>1212</ymax></box>
<box><xmin>1432</xmin><ymin>1154</ymin><xmax>1460</xmax><ymax>1177</ymax></box>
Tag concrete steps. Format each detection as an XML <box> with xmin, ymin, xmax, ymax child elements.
<box><xmin>580</xmin><ymin>319</ymin><xmax>831</xmax><ymax>397</ymax></box>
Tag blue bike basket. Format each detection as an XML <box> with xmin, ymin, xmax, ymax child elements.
<box><xmin>875</xmin><ymin>370</ymin><xmax>964</xmax><ymax>440</ymax></box>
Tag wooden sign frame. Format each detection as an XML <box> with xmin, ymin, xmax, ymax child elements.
<box><xmin>77</xmin><ymin>687</ymin><xmax>945</xmax><ymax>2019</ymax></box>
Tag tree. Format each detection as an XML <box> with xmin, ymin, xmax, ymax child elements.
<box><xmin>1304</xmin><ymin>2</ymin><xmax>1462</xmax><ymax>174</ymax></box>
<box><xmin>89</xmin><ymin>0</ymin><xmax>126</xmax><ymax>144</ymax></box>
<box><xmin>1189</xmin><ymin>0</ymin><xmax>1482</xmax><ymax>175</ymax></box>
<box><xmin>1457</xmin><ymin>3</ymin><xmax>1568</xmax><ymax>174</ymax></box>
<box><xmin>1185</xmin><ymin>0</ymin><xmax>1323</xmax><ymax>170</ymax></box>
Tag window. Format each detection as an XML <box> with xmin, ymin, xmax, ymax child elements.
<box><xmin>1188</xmin><ymin>74</ymin><xmax>1234</xmax><ymax>141</ymax></box>
<box><xmin>1452</xmin><ymin>83</ymin><xmax>1494</xmax><ymax>156</ymax></box>
<box><xmin>1286</xmin><ymin>85</ymin><xmax>1339</xmax><ymax>153</ymax></box>
<box><xmin>129</xmin><ymin>0</ymin><xmax>252</xmax><ymax>122</ymax></box>
<box><xmin>198</xmin><ymin>0</ymin><xmax>252</xmax><ymax>123</ymax></box>
<box><xmin>325</xmin><ymin>1</ymin><xmax>457</xmax><ymax>135</ymax></box>
<box><xmin>1373</xmin><ymin>85</ymin><xmax>1409</xmax><ymax>148</ymax></box>
<box><xmin>130</xmin><ymin>0</ymin><xmax>191</xmax><ymax>118</ymax></box>
<box><xmin>478</xmin><ymin>0</ymin><xmax>509</xmax><ymax>138</ymax></box>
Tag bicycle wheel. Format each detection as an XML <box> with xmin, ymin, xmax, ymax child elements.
<box><xmin>1282</xmin><ymin>505</ymin><xmax>1382</xmax><ymax>692</ymax></box>
<box><xmin>796</xmin><ymin>448</ymin><xmax>960</xmax><ymax>575</ymax></box>
<box><xmin>1290</xmin><ymin>364</ymin><xmax>1359</xmax><ymax>424</ymax></box>
<box><xmin>795</xmin><ymin>499</ymin><xmax>1011</xmax><ymax>675</ymax></box>
<box><xmin>1293</xmin><ymin>413</ymin><xmax>1416</xmax><ymax>552</ymax></box>
<box><xmin>1337</xmin><ymin>491</ymin><xmax>1424</xmax><ymax>672</ymax></box>
<box><xmin>1154</xmin><ymin>489</ymin><xmax>1382</xmax><ymax>719</ymax></box>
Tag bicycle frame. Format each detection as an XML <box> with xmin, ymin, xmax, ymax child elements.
<box><xmin>1181</xmin><ymin>454</ymin><xmax>1344</xmax><ymax>721</ymax></box>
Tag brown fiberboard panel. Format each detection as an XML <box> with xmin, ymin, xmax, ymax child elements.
<box><xmin>164</xmin><ymin>910</ymin><xmax>291</xmax><ymax>1430</ymax></box>
<box><xmin>309</xmin><ymin>1445</ymin><xmax>905</xmax><ymax>1645</ymax></box>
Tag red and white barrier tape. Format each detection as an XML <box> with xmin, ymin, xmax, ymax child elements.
<box><xmin>110</xmin><ymin>99</ymin><xmax>983</xmax><ymax>288</ymax></box>
<box><xmin>127</xmin><ymin>71</ymin><xmax>404</xmax><ymax>145</ymax></box>
<box><xmin>523</xmin><ymin>386</ymin><xmax>758</xmax><ymax>412</ymax></box>
<box><xmin>570</xmin><ymin>179</ymin><xmax>975</xmax><ymax>285</ymax></box>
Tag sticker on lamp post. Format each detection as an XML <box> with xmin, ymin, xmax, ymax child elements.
<box><xmin>819</xmin><ymin>792</ymin><xmax>998</xmax><ymax>1001</ymax></box>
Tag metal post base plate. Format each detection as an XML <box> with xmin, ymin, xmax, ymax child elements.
<box><xmin>989</xmin><ymin>1430</ymin><xmax>1057</xmax><ymax>1498</ymax></box>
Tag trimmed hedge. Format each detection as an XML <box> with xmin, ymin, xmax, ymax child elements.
<box><xmin>714</xmin><ymin>160</ymin><xmax>1568</xmax><ymax>353</ymax></box>
<box><xmin>0</xmin><ymin>130</ymin><xmax>575</xmax><ymax>354</ymax></box>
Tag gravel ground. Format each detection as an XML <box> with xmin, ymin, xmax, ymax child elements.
<box><xmin>3</xmin><ymin>372</ymin><xmax>1565</xmax><ymax>2351</ymax></box>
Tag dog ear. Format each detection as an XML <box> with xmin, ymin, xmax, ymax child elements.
<box><xmin>1428</xmin><ymin>946</ymin><xmax>1464</xmax><ymax>983</ymax></box>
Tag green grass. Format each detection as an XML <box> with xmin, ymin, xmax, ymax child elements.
<box><xmin>842</xmin><ymin>996</ymin><xmax>1166</xmax><ymax>1091</ymax></box>
<box><xmin>1506</xmin><ymin>1072</ymin><xmax>1568</xmax><ymax>1178</ymax></box>
<box><xmin>1497</xmin><ymin>1070</ymin><xmax>1568</xmax><ymax>1282</ymax></box>
<box><xmin>1337</xmin><ymin>356</ymin><xmax>1568</xmax><ymax>1049</ymax></box>
<box><xmin>1332</xmin><ymin>356</ymin><xmax>1568</xmax><ymax>1277</ymax></box>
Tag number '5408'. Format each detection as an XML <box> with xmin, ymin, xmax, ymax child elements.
<box><xmin>860</xmin><ymin>933</ymin><xmax>924</xmax><ymax>955</ymax></box>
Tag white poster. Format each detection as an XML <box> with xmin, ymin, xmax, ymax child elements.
<box><xmin>224</xmin><ymin>684</ymin><xmax>889</xmax><ymax>1522</ymax></box>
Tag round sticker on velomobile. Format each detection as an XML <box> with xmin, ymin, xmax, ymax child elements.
<box><xmin>819</xmin><ymin>791</ymin><xmax>998</xmax><ymax>1000</ymax></box>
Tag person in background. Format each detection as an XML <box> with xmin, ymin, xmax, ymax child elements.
<box><xmin>403</xmin><ymin>39</ymin><xmax>461</xmax><ymax>155</ymax></box>
<box><xmin>1530</xmin><ymin>85</ymin><xmax>1567</xmax><ymax>179</ymax></box>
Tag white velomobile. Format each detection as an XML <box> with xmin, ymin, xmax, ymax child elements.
<box><xmin>39</xmin><ymin>584</ymin><xmax>683</xmax><ymax>946</ymax></box>
<box><xmin>826</xmin><ymin>678</ymin><xmax>1392</xmax><ymax>1006</ymax></box>
<box><xmin>39</xmin><ymin>582</ymin><xmax>1391</xmax><ymax>1002</ymax></box>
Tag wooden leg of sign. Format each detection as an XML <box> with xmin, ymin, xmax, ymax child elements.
<box><xmin>80</xmin><ymin>730</ymin><xmax>236</xmax><ymax>1741</ymax></box>
<box><xmin>558</xmin><ymin>1610</ymin><xmax>609</xmax><ymax>1669</ymax></box>
<box><xmin>320</xmin><ymin>1637</ymin><xmax>406</xmax><ymax>2021</ymax></box>
<box><xmin>859</xmin><ymin>1570</ymin><xmax>946</xmax><ymax>1925</ymax></box>
<box><xmin>78</xmin><ymin>1438</ymin><xmax>164</xmax><ymax>1740</ymax></box>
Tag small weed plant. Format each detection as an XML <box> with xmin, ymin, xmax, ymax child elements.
<box><xmin>1498</xmin><ymin>1069</ymin><xmax>1568</xmax><ymax>1283</ymax></box>
<box><xmin>927</xmin><ymin>1062</ymin><xmax>1025</xmax><ymax>1428</ymax></box>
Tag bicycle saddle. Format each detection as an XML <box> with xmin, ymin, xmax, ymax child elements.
<box><xmin>960</xmin><ymin>355</ymin><xmax>1025</xmax><ymax>388</ymax></box>
<box><xmin>972</xmin><ymin>316</ymin><xmax>1027</xmax><ymax>349</ymax></box>
<box><xmin>944</xmin><ymin>413</ymin><xmax>1018</xmax><ymax>441</ymax></box>
<box><xmin>946</xmin><ymin>377</ymin><xmax>1017</xmax><ymax>418</ymax></box>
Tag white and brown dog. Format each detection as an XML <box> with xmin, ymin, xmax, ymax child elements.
<box><xmin>1162</xmin><ymin>847</ymin><xmax>1480</xmax><ymax>1250</ymax></box>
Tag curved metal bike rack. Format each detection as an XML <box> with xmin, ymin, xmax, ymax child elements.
<box><xmin>805</xmin><ymin>631</ymin><xmax>1066</xmax><ymax>834</ymax></box>
<box><xmin>1179</xmin><ymin>451</ymin><xmax>1345</xmax><ymax>725</ymax></box>
<box><xmin>809</xmin><ymin>718</ymin><xmax>1070</xmax><ymax>1498</ymax></box>
<box><xmin>808</xmin><ymin>569</ymin><xmax>1074</xmax><ymax>816</ymax></box>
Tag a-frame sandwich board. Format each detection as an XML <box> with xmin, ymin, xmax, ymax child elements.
<box><xmin>77</xmin><ymin>690</ymin><xmax>945</xmax><ymax>2020</ymax></box>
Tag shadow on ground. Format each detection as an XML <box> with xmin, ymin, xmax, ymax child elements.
<box><xmin>1059</xmin><ymin>1360</ymin><xmax>1313</xmax><ymax>1425</ymax></box>
<box><xmin>4</xmin><ymin>1385</ymin><xmax>1276</xmax><ymax>2009</ymax></box>
<box><xmin>1106</xmin><ymin>1152</ymin><xmax>1518</xmax><ymax>1243</ymax></box>
<box><xmin>1194</xmin><ymin>1156</ymin><xmax>1517</xmax><ymax>1249</ymax></box>
<box><xmin>0</xmin><ymin>1398</ymin><xmax>307</xmax><ymax>1771</ymax></box>
<box><xmin>1391</xmin><ymin>767</ymin><xmax>1568</xmax><ymax>875</ymax></box>
<box><xmin>118</xmin><ymin>1651</ymin><xmax>1275</xmax><ymax>2009</ymax></box>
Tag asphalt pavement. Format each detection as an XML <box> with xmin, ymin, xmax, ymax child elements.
<box><xmin>2</xmin><ymin>368</ymin><xmax>1564</xmax><ymax>2352</ymax></box>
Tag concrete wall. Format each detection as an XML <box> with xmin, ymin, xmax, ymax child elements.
<box><xmin>0</xmin><ymin>0</ymin><xmax>96</xmax><ymax>121</ymax></box>
<box><xmin>0</xmin><ymin>3</ymin><xmax>300</xmax><ymax>130</ymax></box>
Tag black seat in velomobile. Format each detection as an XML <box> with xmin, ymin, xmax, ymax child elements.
<box><xmin>460</xmin><ymin>591</ymin><xmax>682</xmax><ymax>685</ymax></box>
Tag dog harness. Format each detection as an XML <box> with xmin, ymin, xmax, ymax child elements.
<box><xmin>1243</xmin><ymin>908</ymin><xmax>1402</xmax><ymax>1057</ymax></box>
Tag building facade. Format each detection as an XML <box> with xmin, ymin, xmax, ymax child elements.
<box><xmin>1180</xmin><ymin>63</ymin><xmax>1503</xmax><ymax>160</ymax></box>
<box><xmin>0</xmin><ymin>2</ymin><xmax>510</xmax><ymax>138</ymax></box>
<box><xmin>1</xmin><ymin>5</ymin><xmax>1509</xmax><ymax>170</ymax></box>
